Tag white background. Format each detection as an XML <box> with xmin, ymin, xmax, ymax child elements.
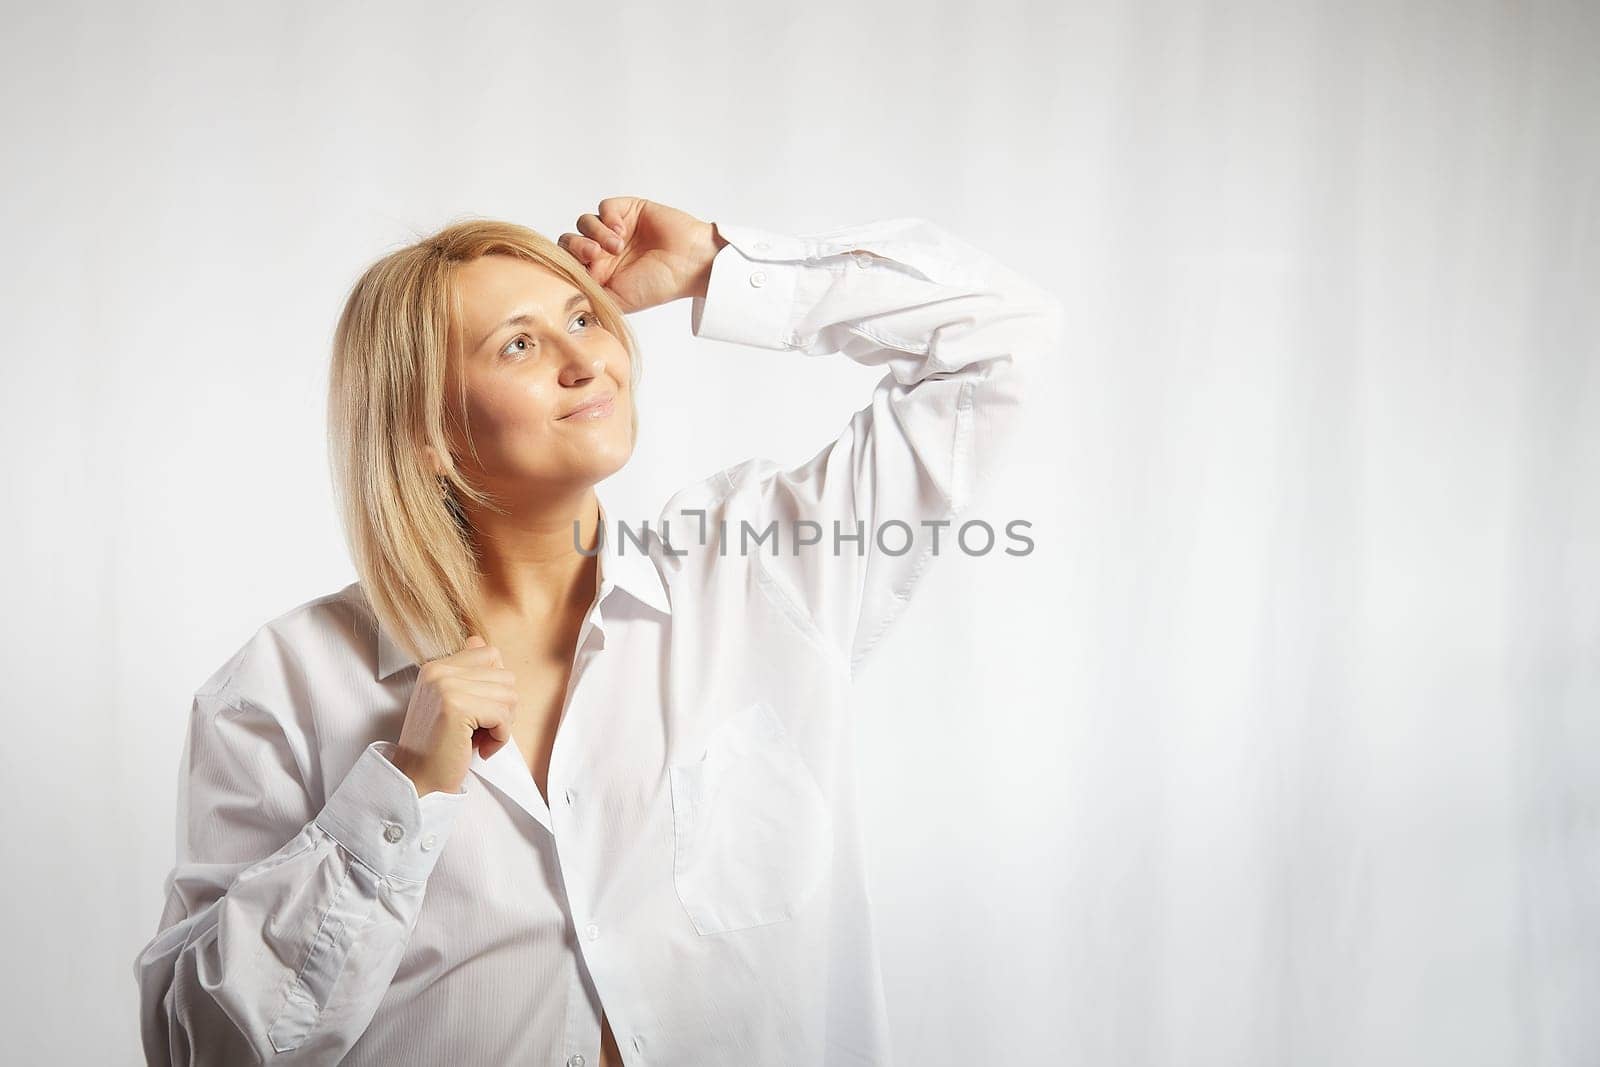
<box><xmin>2</xmin><ymin>2</ymin><xmax>1596</xmax><ymax>1064</ymax></box>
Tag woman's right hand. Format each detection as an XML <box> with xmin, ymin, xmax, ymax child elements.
<box><xmin>391</xmin><ymin>635</ymin><xmax>518</xmax><ymax>797</ymax></box>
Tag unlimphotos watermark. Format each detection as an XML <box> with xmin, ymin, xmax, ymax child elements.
<box><xmin>574</xmin><ymin>511</ymin><xmax>1035</xmax><ymax>558</ymax></box>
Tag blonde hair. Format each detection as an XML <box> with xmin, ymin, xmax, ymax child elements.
<box><xmin>326</xmin><ymin>217</ymin><xmax>642</xmax><ymax>668</ymax></box>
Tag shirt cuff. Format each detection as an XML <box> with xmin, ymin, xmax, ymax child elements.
<box><xmin>690</xmin><ymin>222</ymin><xmax>808</xmax><ymax>351</ymax></box>
<box><xmin>313</xmin><ymin>740</ymin><xmax>467</xmax><ymax>884</ymax></box>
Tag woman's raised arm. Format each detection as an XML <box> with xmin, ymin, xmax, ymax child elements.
<box><xmin>682</xmin><ymin>216</ymin><xmax>1063</xmax><ymax>677</ymax></box>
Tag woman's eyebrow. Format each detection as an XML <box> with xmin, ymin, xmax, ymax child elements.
<box><xmin>475</xmin><ymin>291</ymin><xmax>589</xmax><ymax>353</ymax></box>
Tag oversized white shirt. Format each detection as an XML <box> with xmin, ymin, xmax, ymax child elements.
<box><xmin>133</xmin><ymin>215</ymin><xmax>1062</xmax><ymax>1066</ymax></box>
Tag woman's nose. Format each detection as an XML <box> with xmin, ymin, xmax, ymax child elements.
<box><xmin>556</xmin><ymin>345</ymin><xmax>606</xmax><ymax>385</ymax></box>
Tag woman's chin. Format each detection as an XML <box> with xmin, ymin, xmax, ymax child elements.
<box><xmin>574</xmin><ymin>441</ymin><xmax>634</xmax><ymax>484</ymax></box>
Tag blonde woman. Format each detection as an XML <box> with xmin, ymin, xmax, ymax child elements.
<box><xmin>133</xmin><ymin>196</ymin><xmax>1060</xmax><ymax>1065</ymax></box>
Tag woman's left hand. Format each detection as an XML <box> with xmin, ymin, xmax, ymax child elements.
<box><xmin>558</xmin><ymin>196</ymin><xmax>725</xmax><ymax>314</ymax></box>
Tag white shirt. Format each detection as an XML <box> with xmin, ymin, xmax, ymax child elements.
<box><xmin>133</xmin><ymin>216</ymin><xmax>1061</xmax><ymax>1066</ymax></box>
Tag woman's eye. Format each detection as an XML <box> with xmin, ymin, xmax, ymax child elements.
<box><xmin>499</xmin><ymin>312</ymin><xmax>596</xmax><ymax>359</ymax></box>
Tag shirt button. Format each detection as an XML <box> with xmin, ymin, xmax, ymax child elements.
<box><xmin>853</xmin><ymin>252</ymin><xmax>873</xmax><ymax>268</ymax></box>
<box><xmin>753</xmin><ymin>240</ymin><xmax>770</xmax><ymax>252</ymax></box>
<box><xmin>584</xmin><ymin>922</ymin><xmax>600</xmax><ymax>942</ymax></box>
<box><xmin>749</xmin><ymin>270</ymin><xmax>767</xmax><ymax>287</ymax></box>
<box><xmin>383</xmin><ymin>824</ymin><xmax>404</xmax><ymax>844</ymax></box>
<box><xmin>567</xmin><ymin>1055</ymin><xmax>585</xmax><ymax>1067</ymax></box>
<box><xmin>787</xmin><ymin>330</ymin><xmax>804</xmax><ymax>348</ymax></box>
<box><xmin>564</xmin><ymin>789</ymin><xmax>574</xmax><ymax>806</ymax></box>
<box><xmin>420</xmin><ymin>832</ymin><xmax>437</xmax><ymax>851</ymax></box>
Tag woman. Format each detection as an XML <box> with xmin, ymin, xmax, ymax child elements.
<box><xmin>133</xmin><ymin>196</ymin><xmax>1061</xmax><ymax>1065</ymax></box>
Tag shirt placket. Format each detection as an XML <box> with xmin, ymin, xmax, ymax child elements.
<box><xmin>560</xmin><ymin>944</ymin><xmax>603</xmax><ymax>1067</ymax></box>
<box><xmin>555</xmin><ymin>585</ymin><xmax>610</xmax><ymax>1067</ymax></box>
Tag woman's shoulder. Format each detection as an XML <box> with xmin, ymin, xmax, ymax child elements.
<box><xmin>655</xmin><ymin>455</ymin><xmax>786</xmax><ymax>539</ymax></box>
<box><xmin>651</xmin><ymin>461</ymin><xmax>764</xmax><ymax>578</ymax></box>
<box><xmin>195</xmin><ymin>581</ymin><xmax>375</xmax><ymax>716</ymax></box>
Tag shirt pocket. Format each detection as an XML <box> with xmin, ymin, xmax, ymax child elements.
<box><xmin>667</xmin><ymin>699</ymin><xmax>834</xmax><ymax>935</ymax></box>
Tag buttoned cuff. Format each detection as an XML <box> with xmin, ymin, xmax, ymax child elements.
<box><xmin>313</xmin><ymin>740</ymin><xmax>467</xmax><ymax>885</ymax></box>
<box><xmin>690</xmin><ymin>222</ymin><xmax>808</xmax><ymax>350</ymax></box>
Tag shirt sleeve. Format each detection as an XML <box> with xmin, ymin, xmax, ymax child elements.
<box><xmin>132</xmin><ymin>688</ymin><xmax>468</xmax><ymax>1064</ymax></box>
<box><xmin>687</xmin><ymin>216</ymin><xmax>1063</xmax><ymax>676</ymax></box>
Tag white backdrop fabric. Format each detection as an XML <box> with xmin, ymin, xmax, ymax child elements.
<box><xmin>1</xmin><ymin>2</ymin><xmax>1595</xmax><ymax>1065</ymax></box>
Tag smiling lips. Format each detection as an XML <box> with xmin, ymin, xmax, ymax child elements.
<box><xmin>558</xmin><ymin>393</ymin><xmax>616</xmax><ymax>421</ymax></box>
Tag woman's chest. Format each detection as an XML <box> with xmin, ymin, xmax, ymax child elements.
<box><xmin>548</xmin><ymin>587</ymin><xmax>850</xmax><ymax>789</ymax></box>
<box><xmin>506</xmin><ymin>662</ymin><xmax>578</xmax><ymax>804</ymax></box>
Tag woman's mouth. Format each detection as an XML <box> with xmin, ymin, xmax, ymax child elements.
<box><xmin>558</xmin><ymin>394</ymin><xmax>616</xmax><ymax>421</ymax></box>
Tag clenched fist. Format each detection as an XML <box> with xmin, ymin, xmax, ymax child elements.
<box><xmin>391</xmin><ymin>635</ymin><xmax>518</xmax><ymax>797</ymax></box>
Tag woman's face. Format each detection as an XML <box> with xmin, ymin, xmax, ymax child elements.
<box><xmin>442</xmin><ymin>253</ymin><xmax>634</xmax><ymax>497</ymax></box>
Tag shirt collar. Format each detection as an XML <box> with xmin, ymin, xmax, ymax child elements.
<box><xmin>373</xmin><ymin>486</ymin><xmax>670</xmax><ymax>680</ymax></box>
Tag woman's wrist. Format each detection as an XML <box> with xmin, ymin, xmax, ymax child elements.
<box><xmin>686</xmin><ymin>221</ymin><xmax>728</xmax><ymax>301</ymax></box>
